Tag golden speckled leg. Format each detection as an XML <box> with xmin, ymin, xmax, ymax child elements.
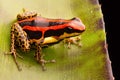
<box><xmin>64</xmin><ymin>36</ymin><xmax>82</xmax><ymax>48</ymax></box>
<box><xmin>9</xmin><ymin>23</ymin><xmax>30</xmax><ymax>71</ymax></box>
<box><xmin>10</xmin><ymin>26</ymin><xmax>22</xmax><ymax>71</ymax></box>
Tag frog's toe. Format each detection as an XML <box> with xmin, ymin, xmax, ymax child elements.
<box><xmin>38</xmin><ymin>58</ymin><xmax>56</xmax><ymax>71</ymax></box>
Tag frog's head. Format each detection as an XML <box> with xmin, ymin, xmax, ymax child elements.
<box><xmin>17</xmin><ymin>9</ymin><xmax>37</xmax><ymax>21</ymax></box>
<box><xmin>65</xmin><ymin>17</ymin><xmax>86</xmax><ymax>35</ymax></box>
<box><xmin>52</xmin><ymin>17</ymin><xmax>86</xmax><ymax>40</ymax></box>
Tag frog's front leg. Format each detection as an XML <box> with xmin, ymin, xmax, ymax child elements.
<box><xmin>35</xmin><ymin>44</ymin><xmax>55</xmax><ymax>71</ymax></box>
<box><xmin>10</xmin><ymin>23</ymin><xmax>30</xmax><ymax>71</ymax></box>
<box><xmin>64</xmin><ymin>36</ymin><xmax>82</xmax><ymax>48</ymax></box>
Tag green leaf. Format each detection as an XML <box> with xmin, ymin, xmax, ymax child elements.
<box><xmin>0</xmin><ymin>0</ymin><xmax>113</xmax><ymax>80</ymax></box>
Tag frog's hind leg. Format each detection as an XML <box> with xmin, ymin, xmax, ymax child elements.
<box><xmin>35</xmin><ymin>44</ymin><xmax>55</xmax><ymax>71</ymax></box>
<box><xmin>9</xmin><ymin>23</ymin><xmax>22</xmax><ymax>71</ymax></box>
<box><xmin>9</xmin><ymin>23</ymin><xmax>30</xmax><ymax>71</ymax></box>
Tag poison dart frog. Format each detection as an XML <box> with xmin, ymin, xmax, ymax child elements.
<box><xmin>10</xmin><ymin>10</ymin><xmax>85</xmax><ymax>71</ymax></box>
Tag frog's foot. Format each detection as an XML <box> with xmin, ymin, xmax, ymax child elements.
<box><xmin>35</xmin><ymin>44</ymin><xmax>56</xmax><ymax>71</ymax></box>
<box><xmin>40</xmin><ymin>58</ymin><xmax>56</xmax><ymax>71</ymax></box>
<box><xmin>5</xmin><ymin>51</ymin><xmax>22</xmax><ymax>71</ymax></box>
<box><xmin>64</xmin><ymin>37</ymin><xmax>82</xmax><ymax>48</ymax></box>
<box><xmin>5</xmin><ymin>51</ymin><xmax>23</xmax><ymax>59</ymax></box>
<box><xmin>35</xmin><ymin>53</ymin><xmax>56</xmax><ymax>71</ymax></box>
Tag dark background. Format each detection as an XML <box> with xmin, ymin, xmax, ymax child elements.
<box><xmin>98</xmin><ymin>0</ymin><xmax>119</xmax><ymax>80</ymax></box>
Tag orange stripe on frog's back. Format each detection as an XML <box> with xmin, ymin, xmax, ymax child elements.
<box><xmin>22</xmin><ymin>23</ymin><xmax>73</xmax><ymax>32</ymax></box>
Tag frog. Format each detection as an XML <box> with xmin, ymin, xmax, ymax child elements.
<box><xmin>9</xmin><ymin>9</ymin><xmax>85</xmax><ymax>71</ymax></box>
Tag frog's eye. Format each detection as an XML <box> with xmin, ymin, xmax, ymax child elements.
<box><xmin>64</xmin><ymin>26</ymin><xmax>74</xmax><ymax>33</ymax></box>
